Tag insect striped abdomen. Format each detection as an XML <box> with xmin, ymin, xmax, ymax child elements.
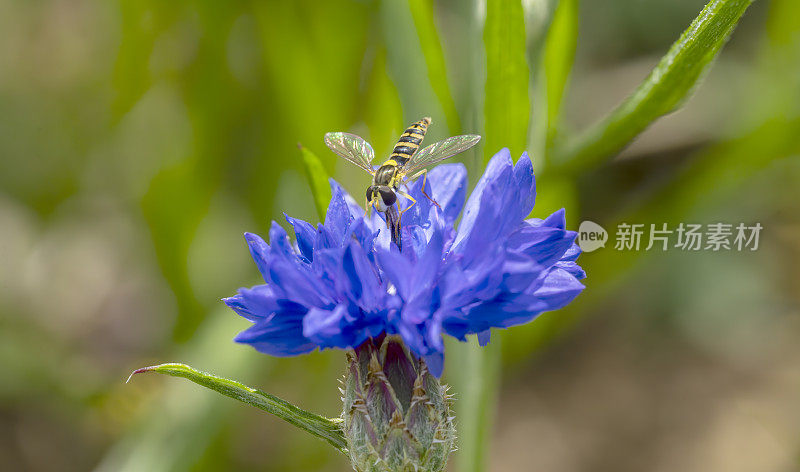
<box><xmin>390</xmin><ymin>117</ymin><xmax>430</xmax><ymax>166</ymax></box>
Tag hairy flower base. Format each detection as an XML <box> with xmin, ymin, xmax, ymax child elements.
<box><xmin>343</xmin><ymin>335</ymin><xmax>455</xmax><ymax>472</ymax></box>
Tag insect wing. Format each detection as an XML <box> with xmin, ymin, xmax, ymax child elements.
<box><xmin>323</xmin><ymin>132</ymin><xmax>375</xmax><ymax>175</ymax></box>
<box><xmin>402</xmin><ymin>134</ymin><xmax>481</xmax><ymax>176</ymax></box>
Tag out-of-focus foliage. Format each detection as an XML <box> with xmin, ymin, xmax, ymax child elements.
<box><xmin>1</xmin><ymin>0</ymin><xmax>798</xmax><ymax>471</ymax></box>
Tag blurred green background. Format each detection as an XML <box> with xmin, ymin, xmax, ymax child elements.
<box><xmin>1</xmin><ymin>0</ymin><xmax>798</xmax><ymax>471</ymax></box>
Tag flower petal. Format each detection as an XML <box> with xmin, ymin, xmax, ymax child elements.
<box><xmin>527</xmin><ymin>266</ymin><xmax>586</xmax><ymax>313</ymax></box>
<box><xmin>477</xmin><ymin>329</ymin><xmax>491</xmax><ymax>347</ymax></box>
<box><xmin>507</xmin><ymin>224</ymin><xmax>578</xmax><ymax>268</ymax></box>
<box><xmin>223</xmin><ymin>293</ymin><xmax>258</xmax><ymax>321</ymax></box>
<box><xmin>268</xmin><ymin>222</ymin><xmax>300</xmax><ymax>262</ymax></box>
<box><xmin>376</xmin><ymin>246</ymin><xmax>414</xmax><ymax>300</ymax></box>
<box><xmin>329</xmin><ymin>179</ymin><xmax>364</xmax><ymax>218</ymax></box>
<box><xmin>285</xmin><ymin>214</ymin><xmax>316</xmax><ymax>262</ymax></box>
<box><xmin>236</xmin><ymin>285</ymin><xmax>284</xmax><ymax>318</ymax></box>
<box><xmin>268</xmin><ymin>257</ymin><xmax>330</xmax><ymax>308</ymax></box>
<box><xmin>325</xmin><ymin>184</ymin><xmax>353</xmax><ymax>244</ymax></box>
<box><xmin>244</xmin><ymin>232</ymin><xmax>271</xmax><ymax>282</ymax></box>
<box><xmin>561</xmin><ymin>242</ymin><xmax>582</xmax><ymax>262</ymax></box>
<box><xmin>423</xmin><ymin>352</ymin><xmax>444</xmax><ymax>378</ymax></box>
<box><xmin>511</xmin><ymin>152</ymin><xmax>536</xmax><ymax>221</ymax></box>
<box><xmin>341</xmin><ymin>242</ymin><xmax>385</xmax><ymax>311</ymax></box>
<box><xmin>555</xmin><ymin>260</ymin><xmax>587</xmax><ymax>280</ymax></box>
<box><xmin>452</xmin><ymin>148</ymin><xmax>513</xmax><ymax>252</ymax></box>
<box><xmin>301</xmin><ymin>305</ymin><xmax>365</xmax><ymax>349</ymax></box>
<box><xmin>428</xmin><ymin>163</ymin><xmax>468</xmax><ymax>224</ymax></box>
<box><xmin>234</xmin><ymin>302</ymin><xmax>316</xmax><ymax>356</ymax></box>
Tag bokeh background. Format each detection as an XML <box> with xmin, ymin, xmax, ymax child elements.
<box><xmin>1</xmin><ymin>0</ymin><xmax>799</xmax><ymax>471</ymax></box>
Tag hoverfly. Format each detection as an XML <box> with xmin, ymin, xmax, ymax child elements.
<box><xmin>324</xmin><ymin>117</ymin><xmax>480</xmax><ymax>220</ymax></box>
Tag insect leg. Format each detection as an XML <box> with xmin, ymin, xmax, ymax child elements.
<box><xmin>405</xmin><ymin>169</ymin><xmax>441</xmax><ymax>209</ymax></box>
<box><xmin>395</xmin><ymin>189</ymin><xmax>417</xmax><ymax>226</ymax></box>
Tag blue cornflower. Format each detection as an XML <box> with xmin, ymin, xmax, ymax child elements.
<box><xmin>224</xmin><ymin>148</ymin><xmax>585</xmax><ymax>376</ymax></box>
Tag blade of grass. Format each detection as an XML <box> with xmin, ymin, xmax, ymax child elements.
<box><xmin>297</xmin><ymin>144</ymin><xmax>332</xmax><ymax>222</ymax></box>
<box><xmin>551</xmin><ymin>0</ymin><xmax>756</xmax><ymax>174</ymax></box>
<box><xmin>541</xmin><ymin>0</ymin><xmax>579</xmax><ymax>156</ymax></box>
<box><xmin>408</xmin><ymin>0</ymin><xmax>462</xmax><ymax>134</ymax></box>
<box><xmin>128</xmin><ymin>363</ymin><xmax>347</xmax><ymax>454</ymax></box>
<box><xmin>484</xmin><ymin>0</ymin><xmax>531</xmax><ymax>160</ymax></box>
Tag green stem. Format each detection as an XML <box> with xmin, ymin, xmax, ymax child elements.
<box><xmin>128</xmin><ymin>363</ymin><xmax>348</xmax><ymax>454</ymax></box>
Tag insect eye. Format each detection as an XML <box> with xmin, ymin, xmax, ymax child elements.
<box><xmin>378</xmin><ymin>187</ymin><xmax>396</xmax><ymax>206</ymax></box>
<box><xmin>366</xmin><ymin>187</ymin><xmax>375</xmax><ymax>201</ymax></box>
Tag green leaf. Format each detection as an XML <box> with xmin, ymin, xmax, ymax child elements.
<box><xmin>484</xmin><ymin>0</ymin><xmax>531</xmax><ymax>161</ymax></box>
<box><xmin>128</xmin><ymin>363</ymin><xmax>348</xmax><ymax>454</ymax></box>
<box><xmin>552</xmin><ymin>0</ymin><xmax>756</xmax><ymax>174</ymax></box>
<box><xmin>297</xmin><ymin>144</ymin><xmax>332</xmax><ymax>222</ymax></box>
<box><xmin>409</xmin><ymin>0</ymin><xmax>462</xmax><ymax>134</ymax></box>
<box><xmin>541</xmin><ymin>0</ymin><xmax>579</xmax><ymax>155</ymax></box>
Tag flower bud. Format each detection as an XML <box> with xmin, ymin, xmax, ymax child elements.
<box><xmin>341</xmin><ymin>335</ymin><xmax>455</xmax><ymax>472</ymax></box>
